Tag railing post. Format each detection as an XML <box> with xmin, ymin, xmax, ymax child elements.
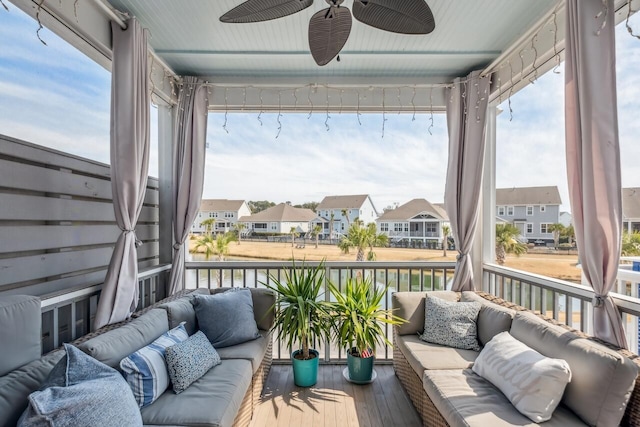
<box><xmin>324</xmin><ymin>262</ymin><xmax>331</xmax><ymax>363</ymax></box>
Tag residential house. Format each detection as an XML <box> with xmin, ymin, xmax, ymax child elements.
<box><xmin>376</xmin><ymin>199</ymin><xmax>449</xmax><ymax>248</ymax></box>
<box><xmin>313</xmin><ymin>194</ymin><xmax>379</xmax><ymax>239</ymax></box>
<box><xmin>496</xmin><ymin>186</ymin><xmax>562</xmax><ymax>244</ymax></box>
<box><xmin>559</xmin><ymin>211</ymin><xmax>572</xmax><ymax>228</ymax></box>
<box><xmin>192</xmin><ymin>199</ymin><xmax>251</xmax><ymax>234</ymax></box>
<box><xmin>623</xmin><ymin>188</ymin><xmax>640</xmax><ymax>233</ymax></box>
<box><xmin>239</xmin><ymin>203</ymin><xmax>316</xmax><ymax>235</ymax></box>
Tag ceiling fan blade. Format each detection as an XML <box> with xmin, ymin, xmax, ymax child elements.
<box><xmin>308</xmin><ymin>7</ymin><xmax>352</xmax><ymax>66</ymax></box>
<box><xmin>352</xmin><ymin>0</ymin><xmax>435</xmax><ymax>34</ymax></box>
<box><xmin>220</xmin><ymin>0</ymin><xmax>313</xmax><ymax>23</ymax></box>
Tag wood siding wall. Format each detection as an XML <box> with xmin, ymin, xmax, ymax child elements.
<box><xmin>0</xmin><ymin>134</ymin><xmax>160</xmax><ymax>299</ymax></box>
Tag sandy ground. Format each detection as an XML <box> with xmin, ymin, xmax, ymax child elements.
<box><xmin>189</xmin><ymin>238</ymin><xmax>582</xmax><ymax>283</ymax></box>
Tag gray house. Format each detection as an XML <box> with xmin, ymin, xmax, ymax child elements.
<box><xmin>376</xmin><ymin>199</ymin><xmax>449</xmax><ymax>248</ymax></box>
<box><xmin>496</xmin><ymin>186</ymin><xmax>562</xmax><ymax>244</ymax></box>
<box><xmin>623</xmin><ymin>188</ymin><xmax>640</xmax><ymax>233</ymax></box>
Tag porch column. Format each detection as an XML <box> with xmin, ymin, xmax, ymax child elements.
<box><xmin>158</xmin><ymin>102</ymin><xmax>174</xmax><ymax>265</ymax></box>
<box><xmin>478</xmin><ymin>105</ymin><xmax>498</xmax><ymax>292</ymax></box>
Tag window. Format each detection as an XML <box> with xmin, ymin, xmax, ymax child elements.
<box><xmin>270</xmin><ymin>223</ymin><xmax>277</xmax><ymax>230</ymax></box>
<box><xmin>254</xmin><ymin>223</ymin><xmax>267</xmax><ymax>229</ymax></box>
<box><xmin>540</xmin><ymin>223</ymin><xmax>551</xmax><ymax>234</ymax></box>
<box><xmin>526</xmin><ymin>206</ymin><xmax>533</xmax><ymax>216</ymax></box>
<box><xmin>341</xmin><ymin>223</ymin><xmax>345</xmax><ymax>230</ymax></box>
<box><xmin>225</xmin><ymin>212</ymin><xmax>234</xmax><ymax>218</ymax></box>
<box><xmin>425</xmin><ymin>223</ymin><xmax>437</xmax><ymax>233</ymax></box>
<box><xmin>498</xmin><ymin>206</ymin><xmax>505</xmax><ymax>216</ymax></box>
<box><xmin>380</xmin><ymin>223</ymin><xmax>389</xmax><ymax>232</ymax></box>
<box><xmin>526</xmin><ymin>223</ymin><xmax>533</xmax><ymax>234</ymax></box>
<box><xmin>507</xmin><ymin>206</ymin><xmax>514</xmax><ymax>216</ymax></box>
<box><xmin>404</xmin><ymin>223</ymin><xmax>409</xmax><ymax>232</ymax></box>
<box><xmin>394</xmin><ymin>223</ymin><xmax>404</xmax><ymax>232</ymax></box>
<box><xmin>540</xmin><ymin>205</ymin><xmax>546</xmax><ymax>213</ymax></box>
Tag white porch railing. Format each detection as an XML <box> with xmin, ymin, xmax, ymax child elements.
<box><xmin>483</xmin><ymin>263</ymin><xmax>640</xmax><ymax>352</ymax></box>
<box><xmin>185</xmin><ymin>260</ymin><xmax>456</xmax><ymax>362</ymax></box>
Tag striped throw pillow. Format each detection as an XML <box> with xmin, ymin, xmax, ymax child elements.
<box><xmin>120</xmin><ymin>323</ymin><xmax>188</xmax><ymax>408</ymax></box>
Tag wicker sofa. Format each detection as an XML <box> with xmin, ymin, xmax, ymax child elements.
<box><xmin>392</xmin><ymin>290</ymin><xmax>640</xmax><ymax>427</ymax></box>
<box><xmin>0</xmin><ymin>288</ymin><xmax>274</xmax><ymax>427</ymax></box>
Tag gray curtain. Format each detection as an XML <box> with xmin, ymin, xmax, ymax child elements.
<box><xmin>167</xmin><ymin>77</ymin><xmax>209</xmax><ymax>295</ymax></box>
<box><xmin>565</xmin><ymin>0</ymin><xmax>627</xmax><ymax>348</ymax></box>
<box><xmin>95</xmin><ymin>19</ymin><xmax>150</xmax><ymax>329</ymax></box>
<box><xmin>444</xmin><ymin>70</ymin><xmax>491</xmax><ymax>291</ymax></box>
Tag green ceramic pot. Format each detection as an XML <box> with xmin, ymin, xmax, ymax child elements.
<box><xmin>347</xmin><ymin>350</ymin><xmax>375</xmax><ymax>382</ymax></box>
<box><xmin>291</xmin><ymin>349</ymin><xmax>319</xmax><ymax>387</ymax></box>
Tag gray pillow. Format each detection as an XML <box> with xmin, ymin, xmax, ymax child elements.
<box><xmin>166</xmin><ymin>331</ymin><xmax>221</xmax><ymax>394</ymax></box>
<box><xmin>18</xmin><ymin>344</ymin><xmax>142</xmax><ymax>427</ymax></box>
<box><xmin>420</xmin><ymin>295</ymin><xmax>481</xmax><ymax>351</ymax></box>
<box><xmin>192</xmin><ymin>288</ymin><xmax>260</xmax><ymax>348</ymax></box>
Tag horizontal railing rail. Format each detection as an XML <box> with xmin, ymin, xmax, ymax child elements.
<box><xmin>483</xmin><ymin>263</ymin><xmax>640</xmax><ymax>352</ymax></box>
<box><xmin>185</xmin><ymin>260</ymin><xmax>456</xmax><ymax>362</ymax></box>
<box><xmin>40</xmin><ymin>263</ymin><xmax>171</xmax><ymax>353</ymax></box>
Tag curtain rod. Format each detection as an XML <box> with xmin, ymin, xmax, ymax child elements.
<box><xmin>91</xmin><ymin>0</ymin><xmax>179</xmax><ymax>80</ymax></box>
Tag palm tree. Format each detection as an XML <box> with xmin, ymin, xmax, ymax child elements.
<box><xmin>622</xmin><ymin>231</ymin><xmax>640</xmax><ymax>256</ymax></box>
<box><xmin>548</xmin><ymin>223</ymin><xmax>565</xmax><ymax>249</ymax></box>
<box><xmin>311</xmin><ymin>224</ymin><xmax>322</xmax><ymax>249</ymax></box>
<box><xmin>290</xmin><ymin>226</ymin><xmax>297</xmax><ymax>247</ymax></box>
<box><xmin>341</xmin><ymin>208</ymin><xmax>350</xmax><ymax>227</ymax></box>
<box><xmin>339</xmin><ymin>219</ymin><xmax>389</xmax><ymax>261</ymax></box>
<box><xmin>194</xmin><ymin>234</ymin><xmax>216</xmax><ymax>260</ymax></box>
<box><xmin>495</xmin><ymin>223</ymin><xmax>527</xmax><ymax>265</ymax></box>
<box><xmin>195</xmin><ymin>232</ymin><xmax>237</xmax><ymax>286</ymax></box>
<box><xmin>441</xmin><ymin>225</ymin><xmax>451</xmax><ymax>257</ymax></box>
<box><xmin>562</xmin><ymin>224</ymin><xmax>575</xmax><ymax>246</ymax></box>
<box><xmin>233</xmin><ymin>222</ymin><xmax>247</xmax><ymax>245</ymax></box>
<box><xmin>329</xmin><ymin>212</ymin><xmax>335</xmax><ymax>243</ymax></box>
<box><xmin>200</xmin><ymin>218</ymin><xmax>216</xmax><ymax>236</ymax></box>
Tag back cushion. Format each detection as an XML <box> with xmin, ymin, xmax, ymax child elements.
<box><xmin>392</xmin><ymin>291</ymin><xmax>459</xmax><ymax>336</ymax></box>
<box><xmin>211</xmin><ymin>287</ymin><xmax>276</xmax><ymax>331</ymax></box>
<box><xmin>159</xmin><ymin>289</ymin><xmax>209</xmax><ymax>335</ymax></box>
<box><xmin>77</xmin><ymin>308</ymin><xmax>169</xmax><ymax>369</ymax></box>
<box><xmin>0</xmin><ymin>295</ymin><xmax>42</xmax><ymax>376</ymax></box>
<box><xmin>460</xmin><ymin>292</ymin><xmax>515</xmax><ymax>346</ymax></box>
<box><xmin>510</xmin><ymin>311</ymin><xmax>638</xmax><ymax>426</ymax></box>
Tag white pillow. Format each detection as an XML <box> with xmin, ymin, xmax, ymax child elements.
<box><xmin>472</xmin><ymin>331</ymin><xmax>571</xmax><ymax>423</ymax></box>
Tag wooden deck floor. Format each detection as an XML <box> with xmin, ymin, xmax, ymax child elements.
<box><xmin>249</xmin><ymin>364</ymin><xmax>422</xmax><ymax>427</ymax></box>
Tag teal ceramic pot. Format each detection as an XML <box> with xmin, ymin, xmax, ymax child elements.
<box><xmin>291</xmin><ymin>349</ymin><xmax>319</xmax><ymax>387</ymax></box>
<box><xmin>347</xmin><ymin>350</ymin><xmax>375</xmax><ymax>382</ymax></box>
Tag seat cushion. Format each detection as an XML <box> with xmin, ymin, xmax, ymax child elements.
<box><xmin>422</xmin><ymin>369</ymin><xmax>587</xmax><ymax>427</ymax></box>
<box><xmin>460</xmin><ymin>292</ymin><xmax>515</xmax><ymax>346</ymax></box>
<box><xmin>0</xmin><ymin>295</ymin><xmax>42</xmax><ymax>376</ymax></box>
<box><xmin>510</xmin><ymin>311</ymin><xmax>638</xmax><ymax>427</ymax></box>
<box><xmin>396</xmin><ymin>334</ymin><xmax>478</xmax><ymax>377</ymax></box>
<box><xmin>140</xmin><ymin>359</ymin><xmax>253</xmax><ymax>427</ymax></box>
<box><xmin>0</xmin><ymin>349</ymin><xmax>64</xmax><ymax>427</ymax></box>
<box><xmin>158</xmin><ymin>288</ymin><xmax>209</xmax><ymax>335</ymax></box>
<box><xmin>216</xmin><ymin>330</ymin><xmax>271</xmax><ymax>373</ymax></box>
<box><xmin>77</xmin><ymin>308</ymin><xmax>169</xmax><ymax>369</ymax></box>
<box><xmin>392</xmin><ymin>291</ymin><xmax>459</xmax><ymax>336</ymax></box>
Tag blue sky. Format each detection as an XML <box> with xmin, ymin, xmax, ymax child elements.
<box><xmin>1</xmin><ymin>6</ymin><xmax>639</xmax><ymax>213</ymax></box>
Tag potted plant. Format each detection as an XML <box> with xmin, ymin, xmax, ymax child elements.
<box><xmin>262</xmin><ymin>259</ymin><xmax>331</xmax><ymax>387</ymax></box>
<box><xmin>328</xmin><ymin>275</ymin><xmax>405</xmax><ymax>383</ymax></box>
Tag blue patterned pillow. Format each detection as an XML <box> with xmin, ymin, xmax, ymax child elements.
<box><xmin>166</xmin><ymin>331</ymin><xmax>221</xmax><ymax>394</ymax></box>
<box><xmin>19</xmin><ymin>344</ymin><xmax>142</xmax><ymax>427</ymax></box>
<box><xmin>120</xmin><ymin>323</ymin><xmax>188</xmax><ymax>407</ymax></box>
<box><xmin>420</xmin><ymin>295</ymin><xmax>482</xmax><ymax>351</ymax></box>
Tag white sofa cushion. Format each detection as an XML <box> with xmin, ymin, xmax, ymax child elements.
<box><xmin>472</xmin><ymin>331</ymin><xmax>571</xmax><ymax>423</ymax></box>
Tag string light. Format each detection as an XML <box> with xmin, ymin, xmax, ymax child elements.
<box><xmin>325</xmin><ymin>87</ymin><xmax>331</xmax><ymax>131</ymax></box>
<box><xmin>397</xmin><ymin>87</ymin><xmax>402</xmax><ymax>115</ymax></box>
<box><xmin>381</xmin><ymin>88</ymin><xmax>387</xmax><ymax>138</ymax></box>
<box><xmin>242</xmin><ymin>87</ymin><xmax>247</xmax><ymax>111</ymax></box>
<box><xmin>508</xmin><ymin>59</ymin><xmax>514</xmax><ymax>122</ymax></box>
<box><xmin>627</xmin><ymin>0</ymin><xmax>640</xmax><ymax>39</ymax></box>
<box><xmin>1</xmin><ymin>0</ymin><xmax>9</xmax><ymax>11</ymax></box>
<box><xmin>356</xmin><ymin>89</ymin><xmax>362</xmax><ymax>126</ymax></box>
<box><xmin>551</xmin><ymin>11</ymin><xmax>561</xmax><ymax>74</ymax></box>
<box><xmin>223</xmin><ymin>88</ymin><xmax>229</xmax><ymax>134</ymax></box>
<box><xmin>411</xmin><ymin>86</ymin><xmax>416</xmax><ymax>122</ymax></box>
<box><xmin>293</xmin><ymin>88</ymin><xmax>298</xmax><ymax>110</ymax></box>
<box><xmin>257</xmin><ymin>89</ymin><xmax>263</xmax><ymax>126</ymax></box>
<box><xmin>529</xmin><ymin>34</ymin><xmax>539</xmax><ymax>84</ymax></box>
<box><xmin>36</xmin><ymin>0</ymin><xmax>47</xmax><ymax>45</ymax></box>
<box><xmin>339</xmin><ymin>89</ymin><xmax>344</xmax><ymax>114</ymax></box>
<box><xmin>307</xmin><ymin>85</ymin><xmax>313</xmax><ymax>119</ymax></box>
<box><xmin>595</xmin><ymin>0</ymin><xmax>608</xmax><ymax>36</ymax></box>
<box><xmin>428</xmin><ymin>87</ymin><xmax>434</xmax><ymax>135</ymax></box>
<box><xmin>275</xmin><ymin>92</ymin><xmax>282</xmax><ymax>139</ymax></box>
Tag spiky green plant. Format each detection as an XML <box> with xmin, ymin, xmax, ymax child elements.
<box><xmin>328</xmin><ymin>276</ymin><xmax>405</xmax><ymax>357</ymax></box>
<box><xmin>261</xmin><ymin>259</ymin><xmax>331</xmax><ymax>360</ymax></box>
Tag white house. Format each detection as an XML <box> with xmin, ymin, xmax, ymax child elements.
<box><xmin>623</xmin><ymin>188</ymin><xmax>640</xmax><ymax>233</ymax></box>
<box><xmin>559</xmin><ymin>211</ymin><xmax>572</xmax><ymax>228</ymax></box>
<box><xmin>313</xmin><ymin>194</ymin><xmax>379</xmax><ymax>239</ymax></box>
<box><xmin>496</xmin><ymin>186</ymin><xmax>562</xmax><ymax>244</ymax></box>
<box><xmin>376</xmin><ymin>199</ymin><xmax>449</xmax><ymax>248</ymax></box>
<box><xmin>192</xmin><ymin>199</ymin><xmax>251</xmax><ymax>234</ymax></box>
<box><xmin>239</xmin><ymin>203</ymin><xmax>316</xmax><ymax>235</ymax></box>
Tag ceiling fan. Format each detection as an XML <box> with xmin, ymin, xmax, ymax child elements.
<box><xmin>220</xmin><ymin>0</ymin><xmax>435</xmax><ymax>66</ymax></box>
